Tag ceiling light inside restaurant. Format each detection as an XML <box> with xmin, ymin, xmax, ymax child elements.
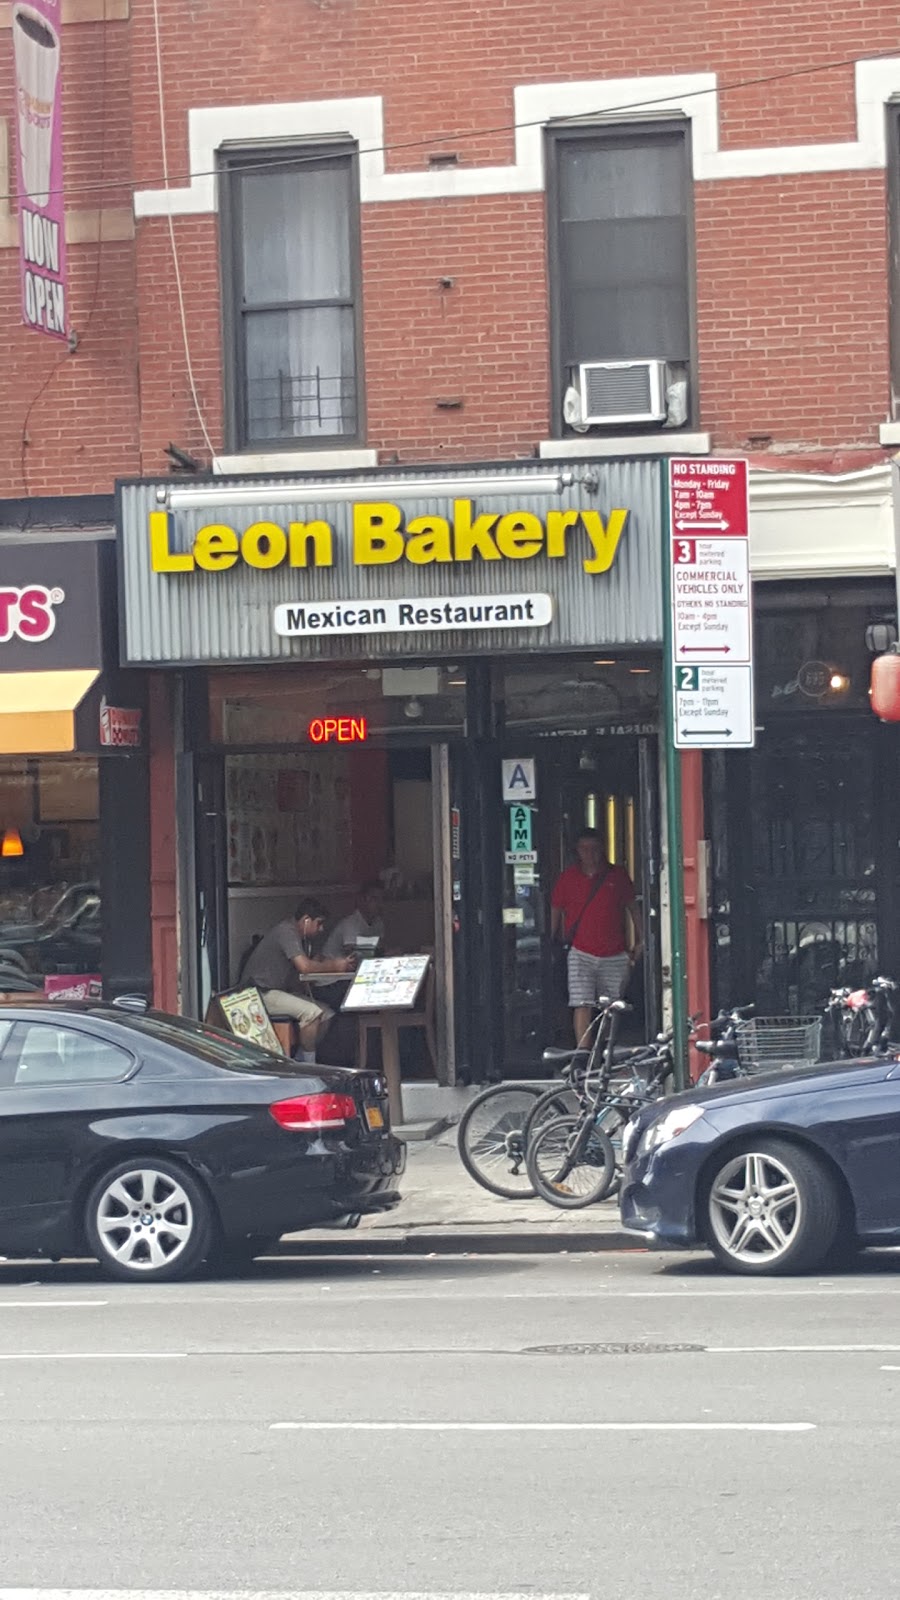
<box><xmin>1</xmin><ymin>828</ymin><xmax>24</xmax><ymax>858</ymax></box>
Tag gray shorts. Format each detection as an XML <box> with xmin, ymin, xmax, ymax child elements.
<box><xmin>567</xmin><ymin>948</ymin><xmax>631</xmax><ymax>1009</ymax></box>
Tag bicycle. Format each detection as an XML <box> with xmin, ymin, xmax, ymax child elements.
<box><xmin>824</xmin><ymin>976</ymin><xmax>898</xmax><ymax>1059</ymax></box>
<box><xmin>456</xmin><ymin>998</ymin><xmax>615</xmax><ymax>1198</ymax></box>
<box><xmin>526</xmin><ymin>1001</ymin><xmax>675</xmax><ymax>1208</ymax></box>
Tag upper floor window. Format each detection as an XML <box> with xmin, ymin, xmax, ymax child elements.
<box><xmin>547</xmin><ymin>125</ymin><xmax>695</xmax><ymax>437</ymax></box>
<box><xmin>220</xmin><ymin>147</ymin><xmax>364</xmax><ymax>451</ymax></box>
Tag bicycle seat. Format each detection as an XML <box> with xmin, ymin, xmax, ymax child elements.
<box><xmin>542</xmin><ymin>1046</ymin><xmax>577</xmax><ymax>1067</ymax></box>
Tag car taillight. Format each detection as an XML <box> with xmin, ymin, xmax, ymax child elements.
<box><xmin>269</xmin><ymin>1092</ymin><xmax>357</xmax><ymax>1131</ymax></box>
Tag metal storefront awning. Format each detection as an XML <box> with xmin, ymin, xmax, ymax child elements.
<box><xmin>0</xmin><ymin>670</ymin><xmax>100</xmax><ymax>754</ymax></box>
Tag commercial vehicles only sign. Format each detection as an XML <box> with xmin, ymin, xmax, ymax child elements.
<box><xmin>669</xmin><ymin>459</ymin><xmax>755</xmax><ymax>749</ymax></box>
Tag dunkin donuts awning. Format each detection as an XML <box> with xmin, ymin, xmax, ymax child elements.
<box><xmin>0</xmin><ymin>669</ymin><xmax>99</xmax><ymax>754</ymax></box>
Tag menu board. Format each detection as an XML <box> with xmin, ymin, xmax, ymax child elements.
<box><xmin>341</xmin><ymin>956</ymin><xmax>430</xmax><ymax>1012</ymax></box>
<box><xmin>208</xmin><ymin>985</ymin><xmax>283</xmax><ymax>1052</ymax></box>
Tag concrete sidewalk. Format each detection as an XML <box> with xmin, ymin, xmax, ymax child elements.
<box><xmin>296</xmin><ymin>1127</ymin><xmax>641</xmax><ymax>1253</ymax></box>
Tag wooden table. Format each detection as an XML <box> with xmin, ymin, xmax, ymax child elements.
<box><xmin>357</xmin><ymin>1010</ymin><xmax>404</xmax><ymax>1126</ymax></box>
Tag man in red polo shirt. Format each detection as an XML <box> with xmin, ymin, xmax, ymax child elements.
<box><xmin>551</xmin><ymin>827</ymin><xmax>643</xmax><ymax>1045</ymax></box>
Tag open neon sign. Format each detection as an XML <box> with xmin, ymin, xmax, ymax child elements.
<box><xmin>307</xmin><ymin>716</ymin><xmax>369</xmax><ymax>744</ymax></box>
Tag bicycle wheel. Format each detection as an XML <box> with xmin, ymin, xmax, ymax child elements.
<box><xmin>457</xmin><ymin>1083</ymin><xmax>545</xmax><ymax>1198</ymax></box>
<box><xmin>521</xmin><ymin>1085</ymin><xmax>581</xmax><ymax>1153</ymax></box>
<box><xmin>526</xmin><ymin>1114</ymin><xmax>617</xmax><ymax>1209</ymax></box>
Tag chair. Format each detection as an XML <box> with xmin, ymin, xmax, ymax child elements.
<box><xmin>268</xmin><ymin>1017</ymin><xmax>297</xmax><ymax>1057</ymax></box>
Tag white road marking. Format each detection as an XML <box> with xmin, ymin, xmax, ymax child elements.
<box><xmin>269</xmin><ymin>1420</ymin><xmax>815</xmax><ymax>1433</ymax></box>
<box><xmin>709</xmin><ymin>1344</ymin><xmax>900</xmax><ymax>1354</ymax></box>
<box><xmin>0</xmin><ymin>1592</ymin><xmax>590</xmax><ymax>1600</ymax></box>
<box><xmin>5</xmin><ymin>1285</ymin><xmax>900</xmax><ymax>1311</ymax></box>
<box><xmin>0</xmin><ymin>1301</ymin><xmax>107</xmax><ymax>1310</ymax></box>
<box><xmin>0</xmin><ymin>1352</ymin><xmax>186</xmax><ymax>1361</ymax></box>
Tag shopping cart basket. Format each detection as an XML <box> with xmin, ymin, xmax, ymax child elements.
<box><xmin>734</xmin><ymin>1015</ymin><xmax>822</xmax><ymax>1074</ymax></box>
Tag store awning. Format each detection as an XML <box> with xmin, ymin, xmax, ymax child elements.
<box><xmin>0</xmin><ymin>670</ymin><xmax>100</xmax><ymax>755</ymax></box>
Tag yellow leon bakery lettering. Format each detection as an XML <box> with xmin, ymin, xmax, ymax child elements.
<box><xmin>148</xmin><ymin>501</ymin><xmax>632</xmax><ymax>576</ymax></box>
<box><xmin>241</xmin><ymin>521</ymin><xmax>288</xmax><ymax>569</ymax></box>
<box><xmin>405</xmin><ymin>514</ymin><xmax>453</xmax><ymax>565</ymax></box>
<box><xmin>546</xmin><ymin>509</ymin><xmax>579</xmax><ymax>558</ymax></box>
<box><xmin>495</xmin><ymin>512</ymin><xmax>543</xmax><ymax>560</ymax></box>
<box><xmin>353</xmin><ymin>502</ymin><xmax>405</xmax><ymax>565</ymax></box>
<box><xmin>289</xmin><ymin>520</ymin><xmax>333</xmax><ymax>568</ymax></box>
<box><xmin>581</xmin><ymin>508</ymin><xmax>629</xmax><ymax>574</ymax></box>
<box><xmin>194</xmin><ymin>524</ymin><xmax>240</xmax><ymax>572</ymax></box>
<box><xmin>453</xmin><ymin>499</ymin><xmax>501</xmax><ymax>561</ymax></box>
<box><xmin>149</xmin><ymin>509</ymin><xmax>194</xmax><ymax>573</ymax></box>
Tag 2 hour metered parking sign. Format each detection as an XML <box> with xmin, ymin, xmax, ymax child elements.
<box><xmin>674</xmin><ymin>663</ymin><xmax>755</xmax><ymax>748</ymax></box>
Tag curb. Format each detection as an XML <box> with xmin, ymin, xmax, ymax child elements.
<box><xmin>279</xmin><ymin>1228</ymin><xmax>645</xmax><ymax>1256</ymax></box>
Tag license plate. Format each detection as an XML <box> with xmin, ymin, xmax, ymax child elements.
<box><xmin>365</xmin><ymin>1105</ymin><xmax>385</xmax><ymax>1131</ymax></box>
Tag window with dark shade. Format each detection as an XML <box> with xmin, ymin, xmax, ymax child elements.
<box><xmin>221</xmin><ymin>149</ymin><xmax>364</xmax><ymax>450</ymax></box>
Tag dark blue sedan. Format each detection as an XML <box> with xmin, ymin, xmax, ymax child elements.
<box><xmin>619</xmin><ymin>1056</ymin><xmax>900</xmax><ymax>1274</ymax></box>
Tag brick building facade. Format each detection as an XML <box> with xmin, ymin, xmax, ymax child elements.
<box><xmin>4</xmin><ymin>0</ymin><xmax>900</xmax><ymax>1057</ymax></box>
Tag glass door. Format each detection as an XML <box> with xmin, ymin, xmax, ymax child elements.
<box><xmin>499</xmin><ymin>734</ymin><xmax>655</xmax><ymax>1071</ymax></box>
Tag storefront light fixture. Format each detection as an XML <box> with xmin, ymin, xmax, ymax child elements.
<box><xmin>594</xmin><ymin>659</ymin><xmax>616</xmax><ymax>666</ymax></box>
<box><xmin>0</xmin><ymin>827</ymin><xmax>24</xmax><ymax>858</ymax></box>
<box><xmin>161</xmin><ymin>471</ymin><xmax>578</xmax><ymax>514</ymax></box>
<box><xmin>829</xmin><ymin>673</ymin><xmax>850</xmax><ymax>692</ymax></box>
<box><xmin>629</xmin><ymin>667</ymin><xmax>652</xmax><ymax>675</ymax></box>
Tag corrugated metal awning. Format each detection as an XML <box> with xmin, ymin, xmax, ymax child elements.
<box><xmin>0</xmin><ymin>670</ymin><xmax>99</xmax><ymax>754</ymax></box>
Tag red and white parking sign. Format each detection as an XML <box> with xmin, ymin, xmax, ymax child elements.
<box><xmin>668</xmin><ymin>458</ymin><xmax>755</xmax><ymax>750</ymax></box>
<box><xmin>669</xmin><ymin>457</ymin><xmax>749</xmax><ymax>538</ymax></box>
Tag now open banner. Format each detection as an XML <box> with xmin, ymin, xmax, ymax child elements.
<box><xmin>12</xmin><ymin>0</ymin><xmax>69</xmax><ymax>339</ymax></box>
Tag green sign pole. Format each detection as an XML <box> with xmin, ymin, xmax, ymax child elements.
<box><xmin>661</xmin><ymin>463</ymin><xmax>688</xmax><ymax>1091</ymax></box>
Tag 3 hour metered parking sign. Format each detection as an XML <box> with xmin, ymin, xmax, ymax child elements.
<box><xmin>669</xmin><ymin>458</ymin><xmax>755</xmax><ymax>749</ymax></box>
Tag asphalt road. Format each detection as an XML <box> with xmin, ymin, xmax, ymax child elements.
<box><xmin>1</xmin><ymin>1245</ymin><xmax>899</xmax><ymax>1599</ymax></box>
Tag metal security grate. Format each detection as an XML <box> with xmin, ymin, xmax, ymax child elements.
<box><xmin>247</xmin><ymin>370</ymin><xmax>358</xmax><ymax>441</ymax></box>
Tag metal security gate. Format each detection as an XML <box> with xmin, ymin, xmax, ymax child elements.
<box><xmin>711</xmin><ymin>718</ymin><xmax>900</xmax><ymax>1015</ymax></box>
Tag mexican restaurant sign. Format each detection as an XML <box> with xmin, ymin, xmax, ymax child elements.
<box><xmin>117</xmin><ymin>465</ymin><xmax>665</xmax><ymax>663</ymax></box>
<box><xmin>148</xmin><ymin>502</ymin><xmax>628</xmax><ymax>575</ymax></box>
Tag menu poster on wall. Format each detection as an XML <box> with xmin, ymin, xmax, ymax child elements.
<box><xmin>207</xmin><ymin>985</ymin><xmax>282</xmax><ymax>1053</ymax></box>
<box><xmin>341</xmin><ymin>956</ymin><xmax>430</xmax><ymax>1012</ymax></box>
<box><xmin>225</xmin><ymin>753</ymin><xmax>351</xmax><ymax>885</ymax></box>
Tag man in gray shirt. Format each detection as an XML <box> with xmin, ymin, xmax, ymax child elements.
<box><xmin>243</xmin><ymin>897</ymin><xmax>354</xmax><ymax>1060</ymax></box>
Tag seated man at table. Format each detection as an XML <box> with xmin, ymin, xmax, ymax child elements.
<box><xmin>243</xmin><ymin>897</ymin><xmax>354</xmax><ymax>1062</ymax></box>
<box><xmin>323</xmin><ymin>880</ymin><xmax>386</xmax><ymax>960</ymax></box>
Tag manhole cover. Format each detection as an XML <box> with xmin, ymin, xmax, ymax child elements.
<box><xmin>522</xmin><ymin>1341</ymin><xmax>705</xmax><ymax>1355</ymax></box>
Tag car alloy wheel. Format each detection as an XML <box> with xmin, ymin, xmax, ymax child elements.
<box><xmin>709</xmin><ymin>1150</ymin><xmax>800</xmax><ymax>1264</ymax></box>
<box><xmin>704</xmin><ymin>1138</ymin><xmax>841</xmax><ymax>1275</ymax></box>
<box><xmin>86</xmin><ymin>1159</ymin><xmax>213</xmax><ymax>1282</ymax></box>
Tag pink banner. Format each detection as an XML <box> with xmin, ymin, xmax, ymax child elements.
<box><xmin>12</xmin><ymin>0</ymin><xmax>68</xmax><ymax>339</ymax></box>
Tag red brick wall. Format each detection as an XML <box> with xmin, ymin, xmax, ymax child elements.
<box><xmin>3</xmin><ymin>0</ymin><xmax>900</xmax><ymax>490</ymax></box>
<box><xmin>0</xmin><ymin>13</ymin><xmax>138</xmax><ymax>496</ymax></box>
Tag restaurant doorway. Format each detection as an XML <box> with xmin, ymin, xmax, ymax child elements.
<box><xmin>499</xmin><ymin>732</ymin><xmax>661</xmax><ymax>1071</ymax></box>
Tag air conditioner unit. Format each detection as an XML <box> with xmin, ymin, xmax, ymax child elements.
<box><xmin>577</xmin><ymin>359</ymin><xmax>668</xmax><ymax>426</ymax></box>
